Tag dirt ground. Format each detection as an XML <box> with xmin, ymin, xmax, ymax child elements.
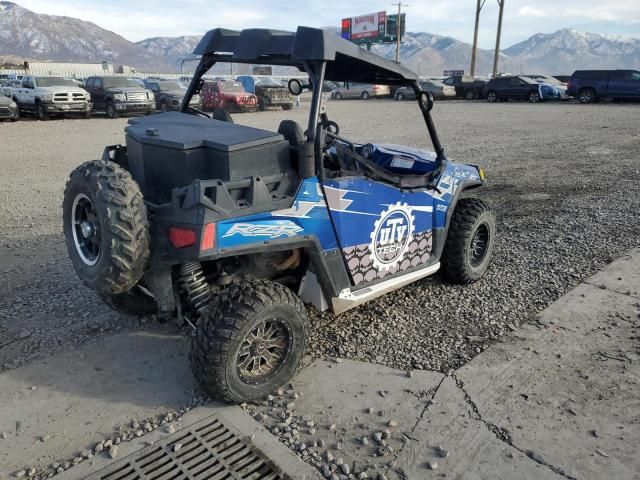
<box><xmin>1</xmin><ymin>99</ymin><xmax>639</xmax><ymax>375</ymax></box>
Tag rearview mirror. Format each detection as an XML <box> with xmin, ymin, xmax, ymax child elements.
<box><xmin>418</xmin><ymin>91</ymin><xmax>434</xmax><ymax>112</ymax></box>
<box><xmin>288</xmin><ymin>79</ymin><xmax>303</xmax><ymax>96</ymax></box>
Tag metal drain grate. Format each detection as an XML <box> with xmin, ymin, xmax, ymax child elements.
<box><xmin>88</xmin><ymin>414</ymin><xmax>287</xmax><ymax>480</ymax></box>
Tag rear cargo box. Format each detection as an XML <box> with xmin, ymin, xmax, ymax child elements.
<box><xmin>125</xmin><ymin>112</ymin><xmax>290</xmax><ymax>204</ymax></box>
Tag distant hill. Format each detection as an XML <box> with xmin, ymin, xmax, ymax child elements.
<box><xmin>1</xmin><ymin>1</ymin><xmax>639</xmax><ymax>75</ymax></box>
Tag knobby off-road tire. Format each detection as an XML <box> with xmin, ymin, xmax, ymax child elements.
<box><xmin>441</xmin><ymin>198</ymin><xmax>496</xmax><ymax>284</ymax></box>
<box><xmin>63</xmin><ymin>160</ymin><xmax>150</xmax><ymax>295</ymax></box>
<box><xmin>191</xmin><ymin>280</ymin><xmax>308</xmax><ymax>403</ymax></box>
<box><xmin>99</xmin><ymin>285</ymin><xmax>156</xmax><ymax>316</ymax></box>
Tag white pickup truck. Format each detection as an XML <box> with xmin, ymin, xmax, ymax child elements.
<box><xmin>10</xmin><ymin>75</ymin><xmax>92</xmax><ymax>120</ymax></box>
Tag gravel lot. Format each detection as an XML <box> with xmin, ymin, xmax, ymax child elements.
<box><xmin>1</xmin><ymin>100</ymin><xmax>639</xmax><ymax>376</ymax></box>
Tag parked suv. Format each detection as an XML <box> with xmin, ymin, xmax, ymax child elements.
<box><xmin>200</xmin><ymin>80</ymin><xmax>257</xmax><ymax>112</ymax></box>
<box><xmin>331</xmin><ymin>82</ymin><xmax>391</xmax><ymax>100</ymax></box>
<box><xmin>484</xmin><ymin>76</ymin><xmax>560</xmax><ymax>103</ymax></box>
<box><xmin>10</xmin><ymin>76</ymin><xmax>91</xmax><ymax>120</ymax></box>
<box><xmin>84</xmin><ymin>76</ymin><xmax>155</xmax><ymax>118</ymax></box>
<box><xmin>144</xmin><ymin>79</ymin><xmax>201</xmax><ymax>112</ymax></box>
<box><xmin>567</xmin><ymin>70</ymin><xmax>640</xmax><ymax>103</ymax></box>
<box><xmin>236</xmin><ymin>76</ymin><xmax>293</xmax><ymax>111</ymax></box>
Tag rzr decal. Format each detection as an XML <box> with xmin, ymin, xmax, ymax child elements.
<box><xmin>222</xmin><ymin>222</ymin><xmax>303</xmax><ymax>239</ymax></box>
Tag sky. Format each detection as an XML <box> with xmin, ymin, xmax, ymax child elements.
<box><xmin>14</xmin><ymin>0</ymin><xmax>640</xmax><ymax>46</ymax></box>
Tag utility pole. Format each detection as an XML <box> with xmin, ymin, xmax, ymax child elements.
<box><xmin>470</xmin><ymin>0</ymin><xmax>486</xmax><ymax>77</ymax></box>
<box><xmin>391</xmin><ymin>2</ymin><xmax>408</xmax><ymax>63</ymax></box>
<box><xmin>492</xmin><ymin>0</ymin><xmax>505</xmax><ymax>77</ymax></box>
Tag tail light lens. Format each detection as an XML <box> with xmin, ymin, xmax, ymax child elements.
<box><xmin>200</xmin><ymin>223</ymin><xmax>216</xmax><ymax>251</ymax></box>
<box><xmin>372</xmin><ymin>85</ymin><xmax>380</xmax><ymax>90</ymax></box>
<box><xmin>168</xmin><ymin>227</ymin><xmax>196</xmax><ymax>248</ymax></box>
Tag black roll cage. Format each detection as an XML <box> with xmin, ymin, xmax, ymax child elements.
<box><xmin>180</xmin><ymin>29</ymin><xmax>447</xmax><ymax>183</ymax></box>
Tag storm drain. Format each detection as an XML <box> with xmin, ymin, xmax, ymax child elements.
<box><xmin>87</xmin><ymin>414</ymin><xmax>287</xmax><ymax>480</ymax></box>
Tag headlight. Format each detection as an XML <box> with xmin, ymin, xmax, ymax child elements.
<box><xmin>42</xmin><ymin>94</ymin><xmax>53</xmax><ymax>103</ymax></box>
<box><xmin>113</xmin><ymin>93</ymin><xmax>126</xmax><ymax>101</ymax></box>
<box><xmin>10</xmin><ymin>101</ymin><xmax>17</xmax><ymax>108</ymax></box>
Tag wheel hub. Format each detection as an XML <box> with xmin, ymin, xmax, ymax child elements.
<box><xmin>71</xmin><ymin>193</ymin><xmax>101</xmax><ymax>266</ymax></box>
<box><xmin>236</xmin><ymin>320</ymin><xmax>291</xmax><ymax>384</ymax></box>
<box><xmin>470</xmin><ymin>223</ymin><xmax>490</xmax><ymax>267</ymax></box>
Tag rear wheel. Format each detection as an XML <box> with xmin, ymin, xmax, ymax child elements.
<box><xmin>191</xmin><ymin>280</ymin><xmax>308</xmax><ymax>403</ymax></box>
<box><xmin>106</xmin><ymin>101</ymin><xmax>118</xmax><ymax>118</ymax></box>
<box><xmin>441</xmin><ymin>198</ymin><xmax>495</xmax><ymax>284</ymax></box>
<box><xmin>464</xmin><ymin>89</ymin><xmax>476</xmax><ymax>100</ymax></box>
<box><xmin>486</xmin><ymin>91</ymin><xmax>497</xmax><ymax>103</ymax></box>
<box><xmin>160</xmin><ymin>100</ymin><xmax>168</xmax><ymax>112</ymax></box>
<box><xmin>395</xmin><ymin>92</ymin><xmax>404</xmax><ymax>101</ymax></box>
<box><xmin>361</xmin><ymin>91</ymin><xmax>370</xmax><ymax>100</ymax></box>
<box><xmin>333</xmin><ymin>92</ymin><xmax>342</xmax><ymax>100</ymax></box>
<box><xmin>579</xmin><ymin>88</ymin><xmax>596</xmax><ymax>104</ymax></box>
<box><xmin>63</xmin><ymin>160</ymin><xmax>150</xmax><ymax>294</ymax></box>
<box><xmin>282</xmin><ymin>103</ymin><xmax>293</xmax><ymax>110</ymax></box>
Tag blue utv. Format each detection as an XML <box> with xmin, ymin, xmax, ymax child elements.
<box><xmin>62</xmin><ymin>27</ymin><xmax>496</xmax><ymax>403</ymax></box>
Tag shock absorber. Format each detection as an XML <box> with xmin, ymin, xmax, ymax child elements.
<box><xmin>178</xmin><ymin>261</ymin><xmax>212</xmax><ymax>316</ymax></box>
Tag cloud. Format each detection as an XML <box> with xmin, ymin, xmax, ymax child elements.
<box><xmin>518</xmin><ymin>6</ymin><xmax>546</xmax><ymax>18</ymax></box>
<box><xmin>12</xmin><ymin>0</ymin><xmax>640</xmax><ymax>48</ymax></box>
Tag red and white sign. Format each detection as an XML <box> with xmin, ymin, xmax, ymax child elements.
<box><xmin>350</xmin><ymin>11</ymin><xmax>386</xmax><ymax>40</ymax></box>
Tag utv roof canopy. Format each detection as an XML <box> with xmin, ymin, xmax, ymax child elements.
<box><xmin>193</xmin><ymin>26</ymin><xmax>418</xmax><ymax>85</ymax></box>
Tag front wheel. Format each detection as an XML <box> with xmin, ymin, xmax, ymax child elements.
<box><xmin>333</xmin><ymin>92</ymin><xmax>342</xmax><ymax>100</ymax></box>
<box><xmin>395</xmin><ymin>92</ymin><xmax>404</xmax><ymax>101</ymax></box>
<box><xmin>486</xmin><ymin>91</ymin><xmax>497</xmax><ymax>103</ymax></box>
<box><xmin>282</xmin><ymin>103</ymin><xmax>293</xmax><ymax>111</ymax></box>
<box><xmin>441</xmin><ymin>198</ymin><xmax>496</xmax><ymax>284</ymax></box>
<box><xmin>191</xmin><ymin>280</ymin><xmax>308</xmax><ymax>403</ymax></box>
<box><xmin>529</xmin><ymin>91</ymin><xmax>541</xmax><ymax>103</ymax></box>
<box><xmin>106</xmin><ymin>101</ymin><xmax>118</xmax><ymax>118</ymax></box>
<box><xmin>36</xmin><ymin>102</ymin><xmax>49</xmax><ymax>120</ymax></box>
<box><xmin>464</xmin><ymin>89</ymin><xmax>476</xmax><ymax>100</ymax></box>
<box><xmin>160</xmin><ymin>101</ymin><xmax>168</xmax><ymax>113</ymax></box>
<box><xmin>361</xmin><ymin>91</ymin><xmax>370</xmax><ymax>100</ymax></box>
<box><xmin>579</xmin><ymin>88</ymin><xmax>596</xmax><ymax>104</ymax></box>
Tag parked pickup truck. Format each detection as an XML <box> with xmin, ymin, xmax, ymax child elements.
<box><xmin>567</xmin><ymin>70</ymin><xmax>640</xmax><ymax>103</ymax></box>
<box><xmin>10</xmin><ymin>76</ymin><xmax>92</xmax><ymax>120</ymax></box>
<box><xmin>442</xmin><ymin>75</ymin><xmax>488</xmax><ymax>100</ymax></box>
<box><xmin>84</xmin><ymin>76</ymin><xmax>155</xmax><ymax>118</ymax></box>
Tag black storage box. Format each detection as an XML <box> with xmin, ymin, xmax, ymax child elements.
<box><xmin>125</xmin><ymin>112</ymin><xmax>290</xmax><ymax>204</ymax></box>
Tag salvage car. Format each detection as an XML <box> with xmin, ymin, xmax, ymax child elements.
<box><xmin>443</xmin><ymin>75</ymin><xmax>488</xmax><ymax>100</ymax></box>
<box><xmin>567</xmin><ymin>69</ymin><xmax>640</xmax><ymax>103</ymax></box>
<box><xmin>9</xmin><ymin>75</ymin><xmax>92</xmax><ymax>120</ymax></box>
<box><xmin>395</xmin><ymin>80</ymin><xmax>456</xmax><ymax>100</ymax></box>
<box><xmin>200</xmin><ymin>80</ymin><xmax>257</xmax><ymax>112</ymax></box>
<box><xmin>144</xmin><ymin>79</ymin><xmax>202</xmax><ymax>112</ymax></box>
<box><xmin>236</xmin><ymin>75</ymin><xmax>293</xmax><ymax>110</ymax></box>
<box><xmin>331</xmin><ymin>82</ymin><xmax>391</xmax><ymax>99</ymax></box>
<box><xmin>84</xmin><ymin>76</ymin><xmax>155</xmax><ymax>118</ymax></box>
<box><xmin>0</xmin><ymin>95</ymin><xmax>19</xmax><ymax>121</ymax></box>
<box><xmin>62</xmin><ymin>27</ymin><xmax>495</xmax><ymax>403</ymax></box>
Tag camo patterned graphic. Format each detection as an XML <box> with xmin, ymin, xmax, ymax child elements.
<box><xmin>344</xmin><ymin>230</ymin><xmax>433</xmax><ymax>286</ymax></box>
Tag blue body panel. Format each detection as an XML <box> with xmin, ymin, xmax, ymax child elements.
<box><xmin>216</xmin><ymin>148</ymin><xmax>481</xmax><ymax>287</ymax></box>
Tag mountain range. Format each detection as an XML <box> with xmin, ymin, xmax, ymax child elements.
<box><xmin>1</xmin><ymin>1</ymin><xmax>639</xmax><ymax>75</ymax></box>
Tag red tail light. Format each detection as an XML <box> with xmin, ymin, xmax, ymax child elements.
<box><xmin>372</xmin><ymin>85</ymin><xmax>380</xmax><ymax>90</ymax></box>
<box><xmin>168</xmin><ymin>227</ymin><xmax>196</xmax><ymax>248</ymax></box>
<box><xmin>200</xmin><ymin>223</ymin><xmax>216</xmax><ymax>251</ymax></box>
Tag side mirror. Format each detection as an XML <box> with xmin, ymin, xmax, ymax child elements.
<box><xmin>418</xmin><ymin>91</ymin><xmax>434</xmax><ymax>112</ymax></box>
<box><xmin>288</xmin><ymin>79</ymin><xmax>303</xmax><ymax>96</ymax></box>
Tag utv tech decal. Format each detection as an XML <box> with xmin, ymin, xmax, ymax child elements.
<box><xmin>222</xmin><ymin>222</ymin><xmax>303</xmax><ymax>238</ymax></box>
<box><xmin>369</xmin><ymin>203</ymin><xmax>415</xmax><ymax>271</ymax></box>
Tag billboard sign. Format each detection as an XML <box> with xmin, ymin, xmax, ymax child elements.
<box><xmin>342</xmin><ymin>11</ymin><xmax>386</xmax><ymax>41</ymax></box>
